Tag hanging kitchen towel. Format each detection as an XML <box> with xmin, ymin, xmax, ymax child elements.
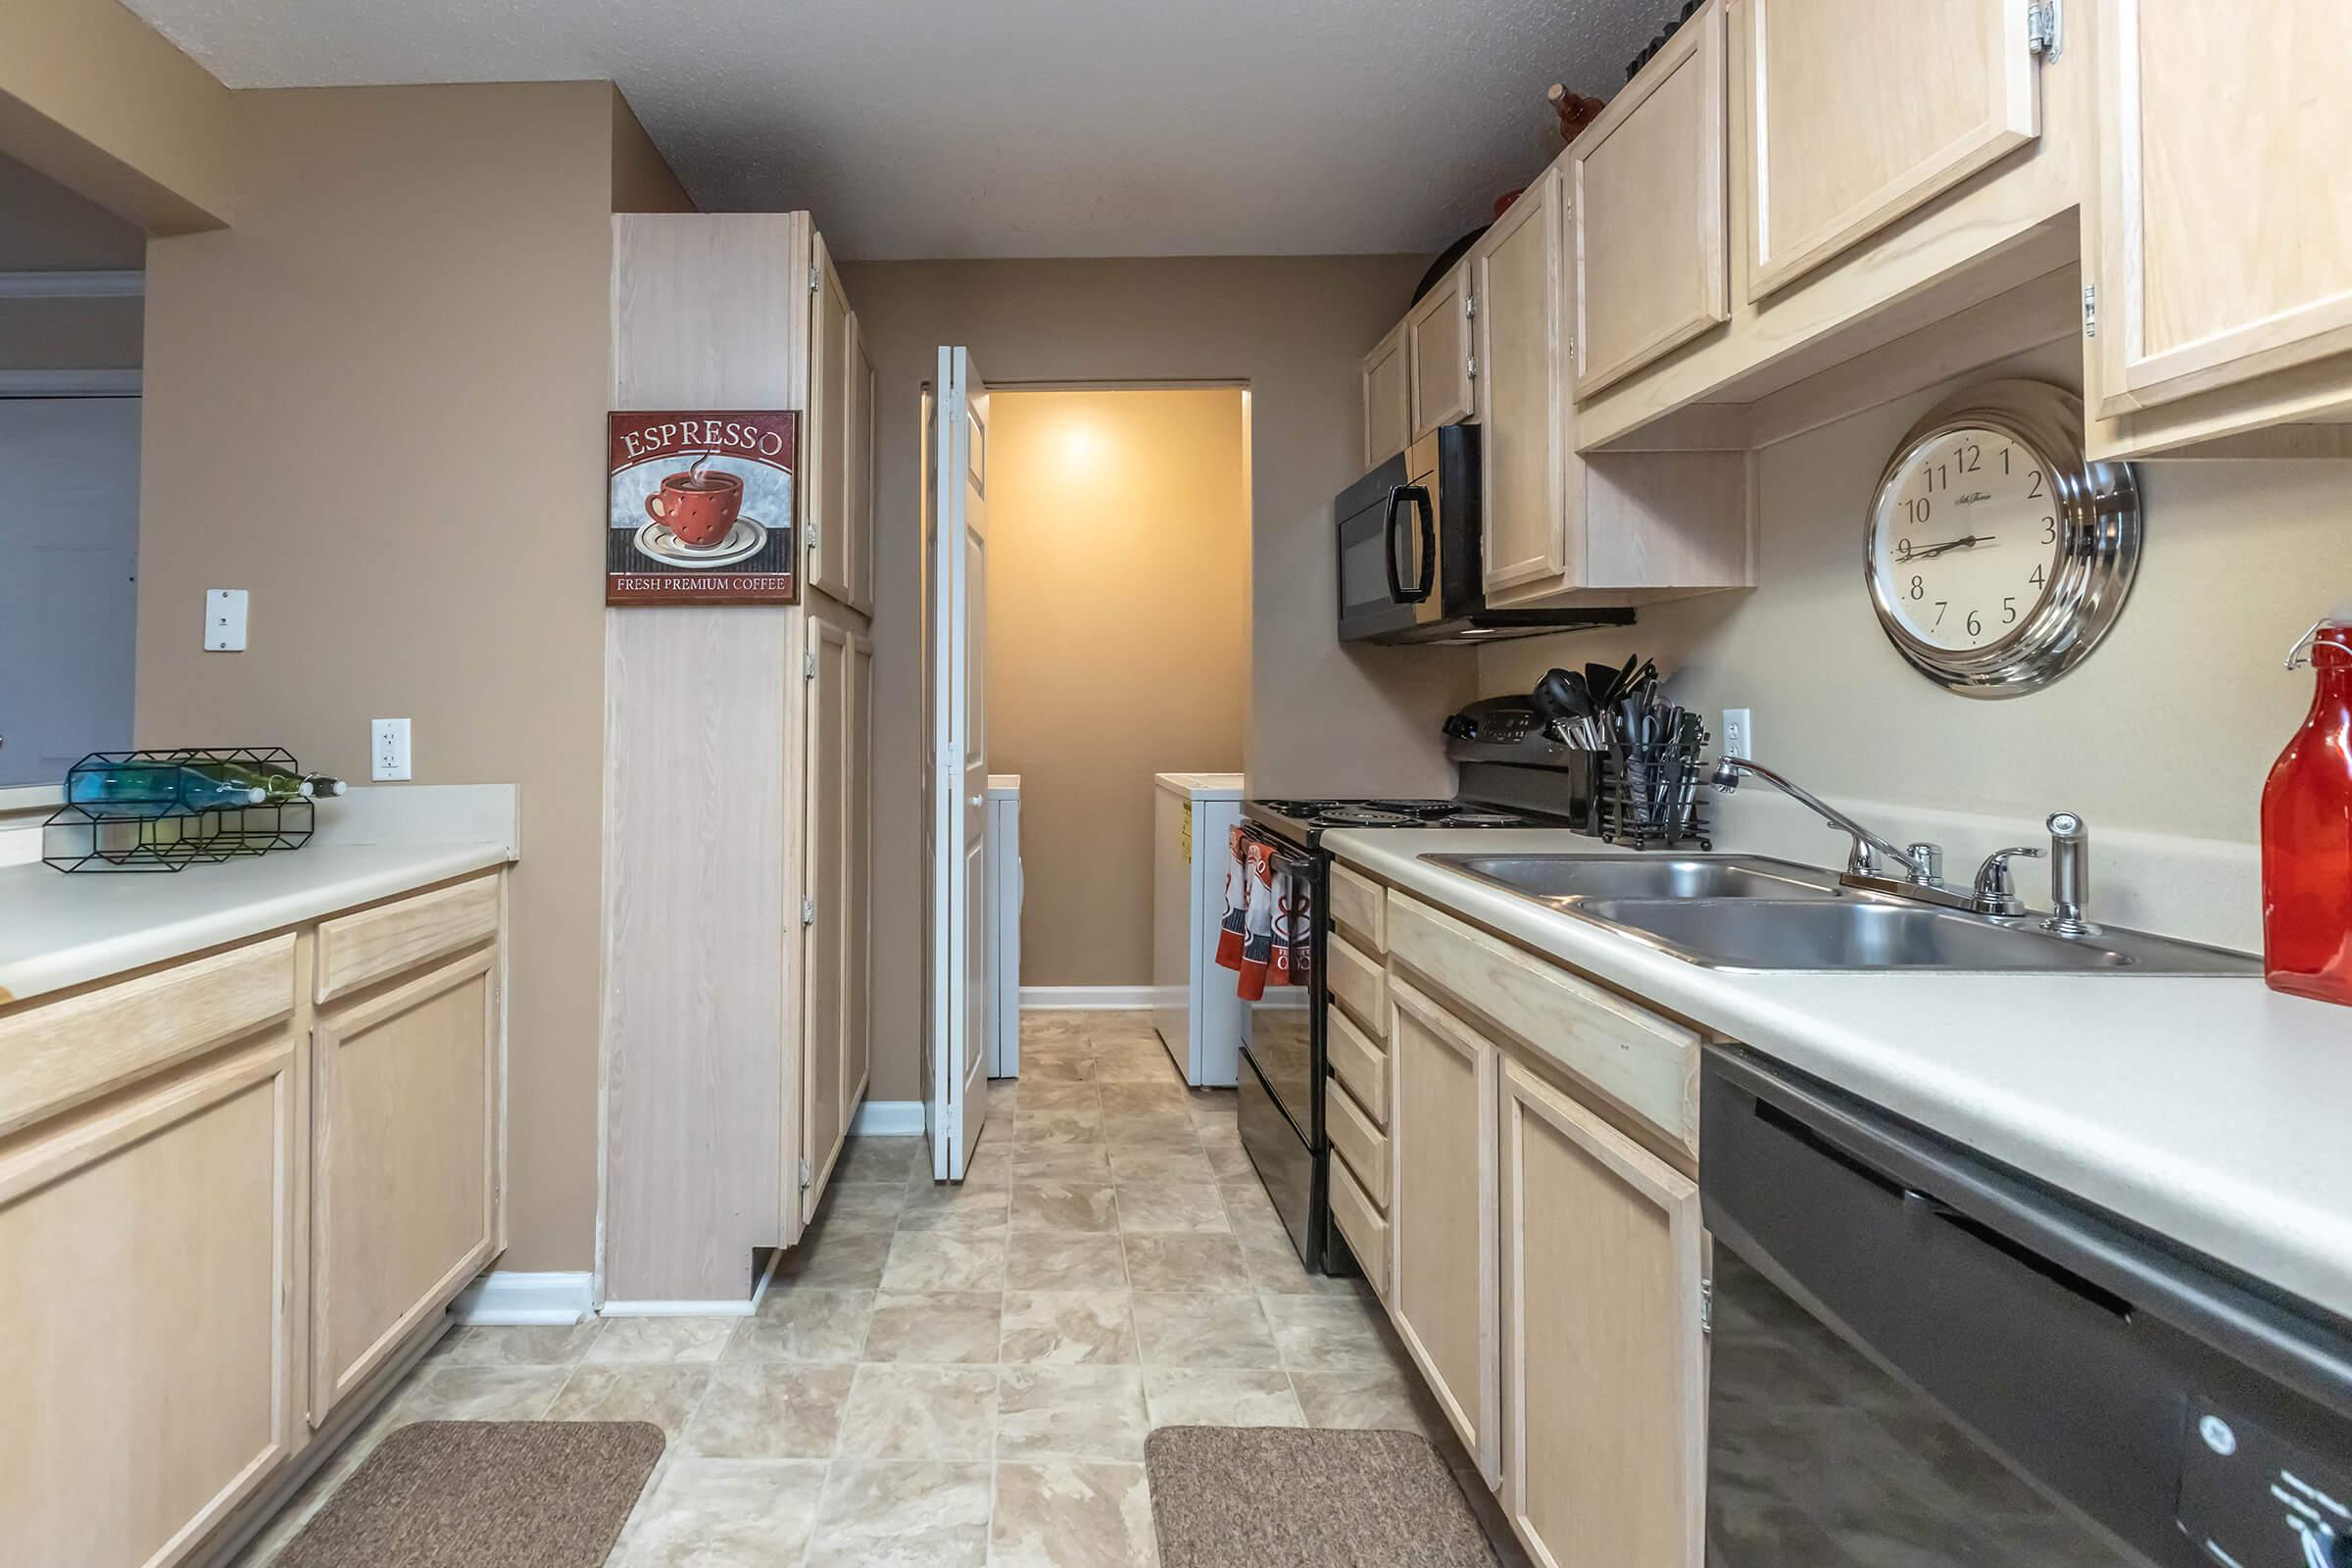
<box><xmin>1214</xmin><ymin>824</ymin><xmax>1250</xmax><ymax>972</ymax></box>
<box><xmin>1233</xmin><ymin>838</ymin><xmax>1278</xmax><ymax>1000</ymax></box>
<box><xmin>1268</xmin><ymin>851</ymin><xmax>1313</xmax><ymax>989</ymax></box>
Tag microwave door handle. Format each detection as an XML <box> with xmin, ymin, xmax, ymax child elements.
<box><xmin>1408</xmin><ymin>487</ymin><xmax>1436</xmax><ymax>604</ymax></box>
<box><xmin>1386</xmin><ymin>485</ymin><xmax>1433</xmax><ymax>604</ymax></box>
<box><xmin>1382</xmin><ymin>486</ymin><xmax>1408</xmax><ymax>603</ymax></box>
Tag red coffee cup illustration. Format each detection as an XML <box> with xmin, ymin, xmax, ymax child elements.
<box><xmin>646</xmin><ymin>464</ymin><xmax>744</xmax><ymax>548</ymax></box>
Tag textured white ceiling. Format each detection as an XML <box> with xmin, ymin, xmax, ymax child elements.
<box><xmin>122</xmin><ymin>0</ymin><xmax>1667</xmax><ymax>260</ymax></box>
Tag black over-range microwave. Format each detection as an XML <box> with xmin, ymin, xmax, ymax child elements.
<box><xmin>1334</xmin><ymin>423</ymin><xmax>1634</xmax><ymax>645</ymax></box>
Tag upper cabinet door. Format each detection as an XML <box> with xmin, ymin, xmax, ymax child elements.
<box><xmin>1475</xmin><ymin>172</ymin><xmax>1568</xmax><ymax>599</ymax></box>
<box><xmin>1405</xmin><ymin>261</ymin><xmax>1475</xmax><ymax>439</ymax></box>
<box><xmin>1571</xmin><ymin>0</ymin><xmax>1730</xmax><ymax>396</ymax></box>
<box><xmin>807</xmin><ymin>230</ymin><xmax>855</xmax><ymax>608</ymax></box>
<box><xmin>2093</xmin><ymin>0</ymin><xmax>2352</xmax><ymax>417</ymax></box>
<box><xmin>1362</xmin><ymin>321</ymin><xmax>1410</xmax><ymax>467</ymax></box>
<box><xmin>845</xmin><ymin>311</ymin><xmax>878</xmax><ymax>613</ymax></box>
<box><xmin>1744</xmin><ymin>0</ymin><xmax>2041</xmax><ymax>300</ymax></box>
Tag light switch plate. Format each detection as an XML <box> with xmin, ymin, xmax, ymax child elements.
<box><xmin>370</xmin><ymin>718</ymin><xmax>412</xmax><ymax>781</ymax></box>
<box><xmin>204</xmin><ymin>589</ymin><xmax>248</xmax><ymax>651</ymax></box>
<box><xmin>1723</xmin><ymin>708</ymin><xmax>1753</xmax><ymax>759</ymax></box>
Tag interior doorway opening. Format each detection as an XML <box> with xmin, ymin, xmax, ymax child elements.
<box><xmin>922</xmin><ymin>371</ymin><xmax>1255</xmax><ymax>1175</ymax></box>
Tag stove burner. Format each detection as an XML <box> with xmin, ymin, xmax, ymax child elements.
<box><xmin>1250</xmin><ymin>797</ymin><xmax>1568</xmax><ymax>831</ymax></box>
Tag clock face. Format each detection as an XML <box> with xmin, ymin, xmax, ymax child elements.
<box><xmin>1869</xmin><ymin>423</ymin><xmax>2062</xmax><ymax>654</ymax></box>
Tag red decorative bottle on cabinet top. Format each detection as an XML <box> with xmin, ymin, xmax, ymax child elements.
<box><xmin>2263</xmin><ymin>620</ymin><xmax>2352</xmax><ymax>1006</ymax></box>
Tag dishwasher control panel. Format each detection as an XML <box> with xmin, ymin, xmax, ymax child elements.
<box><xmin>2178</xmin><ymin>1397</ymin><xmax>2351</xmax><ymax>1567</ymax></box>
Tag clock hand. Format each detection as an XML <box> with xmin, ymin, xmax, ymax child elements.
<box><xmin>1908</xmin><ymin>533</ymin><xmax>1997</xmax><ymax>561</ymax></box>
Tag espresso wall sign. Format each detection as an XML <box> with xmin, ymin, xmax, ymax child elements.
<box><xmin>608</xmin><ymin>411</ymin><xmax>798</xmax><ymax>605</ymax></box>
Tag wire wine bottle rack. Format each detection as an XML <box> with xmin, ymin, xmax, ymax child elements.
<box><xmin>44</xmin><ymin>748</ymin><xmax>316</xmax><ymax>873</ymax></box>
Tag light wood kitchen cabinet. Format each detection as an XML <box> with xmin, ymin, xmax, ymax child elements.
<box><xmin>2090</xmin><ymin>0</ymin><xmax>2352</xmax><ymax>421</ymax></box>
<box><xmin>310</xmin><ymin>942</ymin><xmax>498</xmax><ymax>1422</ymax></box>
<box><xmin>1388</xmin><ymin>975</ymin><xmax>1500</xmax><ymax>1484</ymax></box>
<box><xmin>1500</xmin><ymin>1054</ymin><xmax>1706</xmax><ymax>1568</ymax></box>
<box><xmin>1743</xmin><ymin>0</ymin><xmax>2042</xmax><ymax>300</ymax></box>
<box><xmin>845</xmin><ymin>311</ymin><xmax>878</xmax><ymax>612</ymax></box>
<box><xmin>1474</xmin><ymin>170</ymin><xmax>1565</xmax><ymax>598</ymax></box>
<box><xmin>1471</xmin><ymin>167</ymin><xmax>1754</xmax><ymax>608</ymax></box>
<box><xmin>1570</xmin><ymin>0</ymin><xmax>1730</xmax><ymax>395</ymax></box>
<box><xmin>0</xmin><ymin>1032</ymin><xmax>304</xmax><ymax>1568</ymax></box>
<box><xmin>807</xmin><ymin>228</ymin><xmax>860</xmax><ymax>611</ymax></box>
<box><xmin>802</xmin><ymin>597</ymin><xmax>875</xmax><ymax>1215</ymax></box>
<box><xmin>1361</xmin><ymin>319</ymin><xmax>1410</xmax><ymax>468</ymax></box>
<box><xmin>1405</xmin><ymin>261</ymin><xmax>1475</xmax><ymax>440</ymax></box>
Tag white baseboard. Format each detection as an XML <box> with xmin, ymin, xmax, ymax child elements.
<box><xmin>1019</xmin><ymin>985</ymin><xmax>1156</xmax><ymax>1009</ymax></box>
<box><xmin>851</xmin><ymin>1100</ymin><xmax>925</xmax><ymax>1136</ymax></box>
<box><xmin>600</xmin><ymin>1297</ymin><xmax>759</xmax><ymax>1318</ymax></box>
<box><xmin>450</xmin><ymin>1270</ymin><xmax>594</xmax><ymax>1326</ymax></box>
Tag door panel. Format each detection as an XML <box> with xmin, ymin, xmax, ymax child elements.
<box><xmin>926</xmin><ymin>347</ymin><xmax>991</xmax><ymax>1182</ymax></box>
<box><xmin>0</xmin><ymin>1037</ymin><xmax>301</xmax><ymax>1567</ymax></box>
<box><xmin>1362</xmin><ymin>322</ymin><xmax>1409</xmax><ymax>467</ymax></box>
<box><xmin>1387</xmin><ymin>977</ymin><xmax>1499</xmax><ymax>1483</ymax></box>
<box><xmin>846</xmin><ymin>626</ymin><xmax>874</xmax><ymax>1111</ymax></box>
<box><xmin>311</xmin><ymin>950</ymin><xmax>497</xmax><ymax>1420</ymax></box>
<box><xmin>803</xmin><ymin>609</ymin><xmax>851</xmax><ymax>1214</ymax></box>
<box><xmin>1406</xmin><ymin>263</ymin><xmax>1474</xmax><ymax>438</ymax></box>
<box><xmin>2096</xmin><ymin>0</ymin><xmax>2352</xmax><ymax>415</ymax></box>
<box><xmin>1571</xmin><ymin>1</ymin><xmax>1730</xmax><ymax>395</ymax></box>
<box><xmin>1476</xmin><ymin>173</ymin><xmax>1567</xmax><ymax>597</ymax></box>
<box><xmin>847</xmin><ymin>314</ymin><xmax>878</xmax><ymax>612</ymax></box>
<box><xmin>1746</xmin><ymin>0</ymin><xmax>2039</xmax><ymax>299</ymax></box>
<box><xmin>1502</xmin><ymin>1054</ymin><xmax>1705</xmax><ymax>1568</ymax></box>
<box><xmin>807</xmin><ymin>231</ymin><xmax>854</xmax><ymax>606</ymax></box>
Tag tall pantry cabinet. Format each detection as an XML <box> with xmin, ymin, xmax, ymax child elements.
<box><xmin>604</xmin><ymin>213</ymin><xmax>878</xmax><ymax>1308</ymax></box>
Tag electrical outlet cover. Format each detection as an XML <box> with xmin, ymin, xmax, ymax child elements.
<box><xmin>1723</xmin><ymin>708</ymin><xmax>1753</xmax><ymax>759</ymax></box>
<box><xmin>370</xmin><ymin>717</ymin><xmax>412</xmax><ymax>781</ymax></box>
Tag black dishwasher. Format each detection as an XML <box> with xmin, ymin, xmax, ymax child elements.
<box><xmin>1702</xmin><ymin>1044</ymin><xmax>2352</xmax><ymax>1568</ymax></box>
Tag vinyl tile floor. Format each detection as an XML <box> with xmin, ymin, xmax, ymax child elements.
<box><xmin>233</xmin><ymin>1011</ymin><xmax>1523</xmax><ymax>1568</ymax></box>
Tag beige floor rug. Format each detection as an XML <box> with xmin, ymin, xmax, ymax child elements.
<box><xmin>1145</xmin><ymin>1427</ymin><xmax>1499</xmax><ymax>1567</ymax></box>
<box><xmin>275</xmin><ymin>1421</ymin><xmax>664</xmax><ymax>1568</ymax></box>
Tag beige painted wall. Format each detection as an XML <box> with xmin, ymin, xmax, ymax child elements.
<box><xmin>134</xmin><ymin>81</ymin><xmax>650</xmax><ymax>1272</ymax></box>
<box><xmin>840</xmin><ymin>256</ymin><xmax>1474</xmax><ymax>1097</ymax></box>
<box><xmin>987</xmin><ymin>388</ymin><xmax>1250</xmax><ymax>986</ymax></box>
<box><xmin>1479</xmin><ymin>339</ymin><xmax>2352</xmax><ymax>946</ymax></box>
<box><xmin>0</xmin><ymin>0</ymin><xmax>232</xmax><ymax>231</ymax></box>
<box><xmin>0</xmin><ymin>298</ymin><xmax>142</xmax><ymax>369</ymax></box>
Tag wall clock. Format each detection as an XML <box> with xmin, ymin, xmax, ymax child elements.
<box><xmin>1865</xmin><ymin>379</ymin><xmax>2140</xmax><ymax>698</ymax></box>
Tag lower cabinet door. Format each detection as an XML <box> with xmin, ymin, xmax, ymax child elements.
<box><xmin>1387</xmin><ymin>977</ymin><xmax>1500</xmax><ymax>1483</ymax></box>
<box><xmin>1500</xmin><ymin>1054</ymin><xmax>1706</xmax><ymax>1568</ymax></box>
<box><xmin>311</xmin><ymin>948</ymin><xmax>498</xmax><ymax>1422</ymax></box>
<box><xmin>0</xmin><ymin>1036</ymin><xmax>303</xmax><ymax>1567</ymax></box>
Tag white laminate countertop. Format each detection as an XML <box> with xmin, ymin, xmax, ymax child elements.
<box><xmin>1323</xmin><ymin>826</ymin><xmax>2352</xmax><ymax>1323</ymax></box>
<box><xmin>1154</xmin><ymin>772</ymin><xmax>1246</xmax><ymax>797</ymax></box>
<box><xmin>0</xmin><ymin>785</ymin><xmax>517</xmax><ymax>1005</ymax></box>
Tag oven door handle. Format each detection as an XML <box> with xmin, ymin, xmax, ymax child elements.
<box><xmin>1384</xmin><ymin>484</ymin><xmax>1434</xmax><ymax>605</ymax></box>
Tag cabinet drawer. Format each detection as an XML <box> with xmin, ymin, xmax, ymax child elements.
<box><xmin>316</xmin><ymin>874</ymin><xmax>499</xmax><ymax>1004</ymax></box>
<box><xmin>1328</xmin><ymin>860</ymin><xmax>1387</xmax><ymax>954</ymax></box>
<box><xmin>1327</xmin><ymin>1072</ymin><xmax>1388</xmax><ymax>1203</ymax></box>
<box><xmin>1388</xmin><ymin>892</ymin><xmax>1698</xmax><ymax>1156</ymax></box>
<box><xmin>0</xmin><ymin>934</ymin><xmax>298</xmax><ymax>1141</ymax></box>
<box><xmin>1325</xmin><ymin>930</ymin><xmax>1387</xmax><ymax>1041</ymax></box>
<box><xmin>1329</xmin><ymin>1154</ymin><xmax>1390</xmax><ymax>1299</ymax></box>
<box><xmin>1327</xmin><ymin>1002</ymin><xmax>1389</xmax><ymax>1128</ymax></box>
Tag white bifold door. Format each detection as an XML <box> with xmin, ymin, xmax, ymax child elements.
<box><xmin>922</xmin><ymin>347</ymin><xmax>992</xmax><ymax>1180</ymax></box>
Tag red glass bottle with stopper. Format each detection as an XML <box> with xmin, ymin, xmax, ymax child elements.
<box><xmin>2262</xmin><ymin>619</ymin><xmax>2352</xmax><ymax>1005</ymax></box>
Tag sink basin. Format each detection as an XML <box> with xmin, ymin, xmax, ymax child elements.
<box><xmin>1421</xmin><ymin>852</ymin><xmax>2259</xmax><ymax>975</ymax></box>
<box><xmin>1569</xmin><ymin>897</ymin><xmax>2257</xmax><ymax>975</ymax></box>
<box><xmin>1429</xmin><ymin>854</ymin><xmax>1844</xmax><ymax>904</ymax></box>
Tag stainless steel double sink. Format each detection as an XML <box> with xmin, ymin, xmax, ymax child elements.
<box><xmin>1425</xmin><ymin>854</ymin><xmax>2258</xmax><ymax>975</ymax></box>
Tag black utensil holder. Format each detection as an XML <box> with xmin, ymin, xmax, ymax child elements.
<box><xmin>43</xmin><ymin>748</ymin><xmax>317</xmax><ymax>872</ymax></box>
<box><xmin>1594</xmin><ymin>744</ymin><xmax>1712</xmax><ymax>851</ymax></box>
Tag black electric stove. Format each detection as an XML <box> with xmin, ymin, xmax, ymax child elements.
<box><xmin>1236</xmin><ymin>698</ymin><xmax>1594</xmax><ymax>1273</ymax></box>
